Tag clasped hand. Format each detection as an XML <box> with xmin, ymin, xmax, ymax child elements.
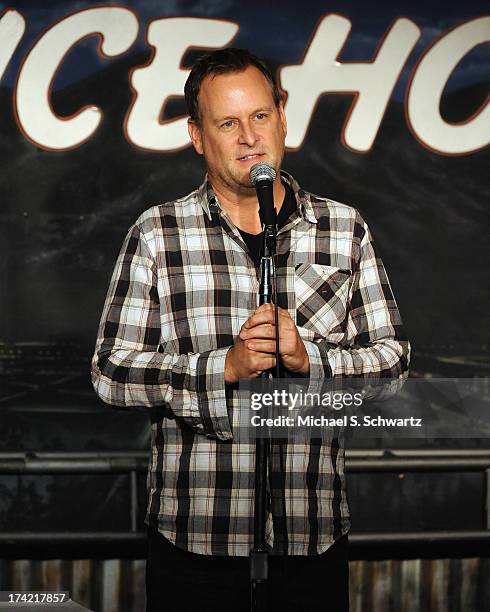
<box><xmin>224</xmin><ymin>303</ymin><xmax>310</xmax><ymax>383</ymax></box>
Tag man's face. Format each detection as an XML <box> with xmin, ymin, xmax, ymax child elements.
<box><xmin>188</xmin><ymin>65</ymin><xmax>287</xmax><ymax>195</ymax></box>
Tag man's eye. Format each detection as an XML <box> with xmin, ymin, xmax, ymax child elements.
<box><xmin>256</xmin><ymin>113</ymin><xmax>265</xmax><ymax>120</ymax></box>
<box><xmin>221</xmin><ymin>120</ymin><xmax>234</xmax><ymax>128</ymax></box>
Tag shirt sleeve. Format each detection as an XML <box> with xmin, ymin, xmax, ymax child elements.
<box><xmin>91</xmin><ymin>223</ymin><xmax>232</xmax><ymax>441</ymax></box>
<box><xmin>303</xmin><ymin>218</ymin><xmax>410</xmax><ymax>383</ymax></box>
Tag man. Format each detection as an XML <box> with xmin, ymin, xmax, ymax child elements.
<box><xmin>92</xmin><ymin>48</ymin><xmax>410</xmax><ymax>611</ymax></box>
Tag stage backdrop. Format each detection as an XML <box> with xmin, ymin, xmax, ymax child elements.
<box><xmin>0</xmin><ymin>0</ymin><xmax>489</xmax><ymax>378</ymax></box>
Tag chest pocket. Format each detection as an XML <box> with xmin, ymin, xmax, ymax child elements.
<box><xmin>294</xmin><ymin>263</ymin><xmax>351</xmax><ymax>341</ymax></box>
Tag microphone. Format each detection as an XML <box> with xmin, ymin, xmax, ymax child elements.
<box><xmin>249</xmin><ymin>162</ymin><xmax>277</xmax><ymax>228</ymax></box>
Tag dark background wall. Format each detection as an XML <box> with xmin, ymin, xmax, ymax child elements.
<box><xmin>0</xmin><ymin>0</ymin><xmax>488</xmax><ymax>376</ymax></box>
<box><xmin>0</xmin><ymin>1</ymin><xmax>489</xmax><ymax>574</ymax></box>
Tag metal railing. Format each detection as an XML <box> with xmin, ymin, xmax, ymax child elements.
<box><xmin>1</xmin><ymin>449</ymin><xmax>489</xmax><ymax>555</ymax></box>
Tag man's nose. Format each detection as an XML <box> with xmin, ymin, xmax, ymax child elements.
<box><xmin>238</xmin><ymin>121</ymin><xmax>258</xmax><ymax>146</ymax></box>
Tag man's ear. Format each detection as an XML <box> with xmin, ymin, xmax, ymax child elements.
<box><xmin>278</xmin><ymin>102</ymin><xmax>287</xmax><ymax>139</ymax></box>
<box><xmin>188</xmin><ymin>118</ymin><xmax>203</xmax><ymax>155</ymax></box>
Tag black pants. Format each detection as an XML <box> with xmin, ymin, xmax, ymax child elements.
<box><xmin>146</xmin><ymin>527</ymin><xmax>349</xmax><ymax>612</ymax></box>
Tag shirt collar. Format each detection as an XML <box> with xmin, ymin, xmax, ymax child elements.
<box><xmin>196</xmin><ymin>175</ymin><xmax>217</xmax><ymax>220</ymax></box>
<box><xmin>280</xmin><ymin>170</ymin><xmax>318</xmax><ymax>225</ymax></box>
<box><xmin>196</xmin><ymin>170</ymin><xmax>318</xmax><ymax>225</ymax></box>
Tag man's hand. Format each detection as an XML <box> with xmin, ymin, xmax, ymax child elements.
<box><xmin>224</xmin><ymin>303</ymin><xmax>310</xmax><ymax>383</ymax></box>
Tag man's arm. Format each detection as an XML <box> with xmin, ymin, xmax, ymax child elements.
<box><xmin>305</xmin><ymin>219</ymin><xmax>410</xmax><ymax>381</ymax></box>
<box><xmin>91</xmin><ymin>223</ymin><xmax>232</xmax><ymax>441</ymax></box>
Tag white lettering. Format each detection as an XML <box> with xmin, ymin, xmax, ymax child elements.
<box><xmin>15</xmin><ymin>7</ymin><xmax>138</xmax><ymax>150</ymax></box>
<box><xmin>125</xmin><ymin>18</ymin><xmax>238</xmax><ymax>151</ymax></box>
<box><xmin>281</xmin><ymin>15</ymin><xmax>421</xmax><ymax>152</ymax></box>
<box><xmin>0</xmin><ymin>10</ymin><xmax>25</xmax><ymax>82</ymax></box>
<box><xmin>407</xmin><ymin>17</ymin><xmax>490</xmax><ymax>155</ymax></box>
<box><xmin>8</xmin><ymin>10</ymin><xmax>485</xmax><ymax>156</ymax></box>
<box><xmin>251</xmin><ymin>415</ymin><xmax>294</xmax><ymax>427</ymax></box>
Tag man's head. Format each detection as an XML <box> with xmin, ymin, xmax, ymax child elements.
<box><xmin>185</xmin><ymin>48</ymin><xmax>282</xmax><ymax>126</ymax></box>
<box><xmin>185</xmin><ymin>48</ymin><xmax>287</xmax><ymax>196</ymax></box>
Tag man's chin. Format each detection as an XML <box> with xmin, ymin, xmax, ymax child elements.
<box><xmin>238</xmin><ymin>180</ymin><xmax>256</xmax><ymax>192</ymax></box>
<box><xmin>233</xmin><ymin>171</ymin><xmax>257</xmax><ymax>190</ymax></box>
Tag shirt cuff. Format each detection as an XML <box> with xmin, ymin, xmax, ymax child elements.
<box><xmin>194</xmin><ymin>347</ymin><xmax>233</xmax><ymax>441</ymax></box>
<box><xmin>303</xmin><ymin>339</ymin><xmax>333</xmax><ymax>381</ymax></box>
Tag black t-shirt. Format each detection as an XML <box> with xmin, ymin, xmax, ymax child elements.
<box><xmin>238</xmin><ymin>182</ymin><xmax>297</xmax><ymax>268</ymax></box>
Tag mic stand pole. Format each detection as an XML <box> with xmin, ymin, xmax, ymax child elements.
<box><xmin>250</xmin><ymin>223</ymin><xmax>280</xmax><ymax>612</ymax></box>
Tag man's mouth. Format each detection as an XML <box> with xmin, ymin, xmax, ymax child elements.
<box><xmin>237</xmin><ymin>153</ymin><xmax>264</xmax><ymax>161</ymax></box>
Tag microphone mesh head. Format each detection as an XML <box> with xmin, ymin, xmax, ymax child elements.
<box><xmin>249</xmin><ymin>162</ymin><xmax>276</xmax><ymax>185</ymax></box>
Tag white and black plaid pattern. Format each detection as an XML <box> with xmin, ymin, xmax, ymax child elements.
<box><xmin>92</xmin><ymin>172</ymin><xmax>410</xmax><ymax>555</ymax></box>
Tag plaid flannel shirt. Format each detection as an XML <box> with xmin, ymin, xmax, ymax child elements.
<box><xmin>91</xmin><ymin>171</ymin><xmax>410</xmax><ymax>555</ymax></box>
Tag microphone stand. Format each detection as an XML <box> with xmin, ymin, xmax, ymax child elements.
<box><xmin>250</xmin><ymin>220</ymin><xmax>280</xmax><ymax>612</ymax></box>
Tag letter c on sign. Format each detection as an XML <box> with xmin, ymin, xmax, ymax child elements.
<box><xmin>15</xmin><ymin>7</ymin><xmax>138</xmax><ymax>151</ymax></box>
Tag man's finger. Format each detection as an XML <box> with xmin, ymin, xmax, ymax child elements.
<box><xmin>276</xmin><ymin>306</ymin><xmax>293</xmax><ymax>320</ymax></box>
<box><xmin>255</xmin><ymin>303</ymin><xmax>274</xmax><ymax>312</ymax></box>
<box><xmin>246</xmin><ymin>339</ymin><xmax>276</xmax><ymax>353</ymax></box>
<box><xmin>243</xmin><ymin>304</ymin><xmax>294</xmax><ymax>331</ymax></box>
<box><xmin>240</xmin><ymin>323</ymin><xmax>275</xmax><ymax>340</ymax></box>
<box><xmin>243</xmin><ymin>309</ymin><xmax>275</xmax><ymax>328</ymax></box>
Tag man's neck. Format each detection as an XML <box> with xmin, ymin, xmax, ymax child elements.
<box><xmin>211</xmin><ymin>176</ymin><xmax>286</xmax><ymax>235</ymax></box>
